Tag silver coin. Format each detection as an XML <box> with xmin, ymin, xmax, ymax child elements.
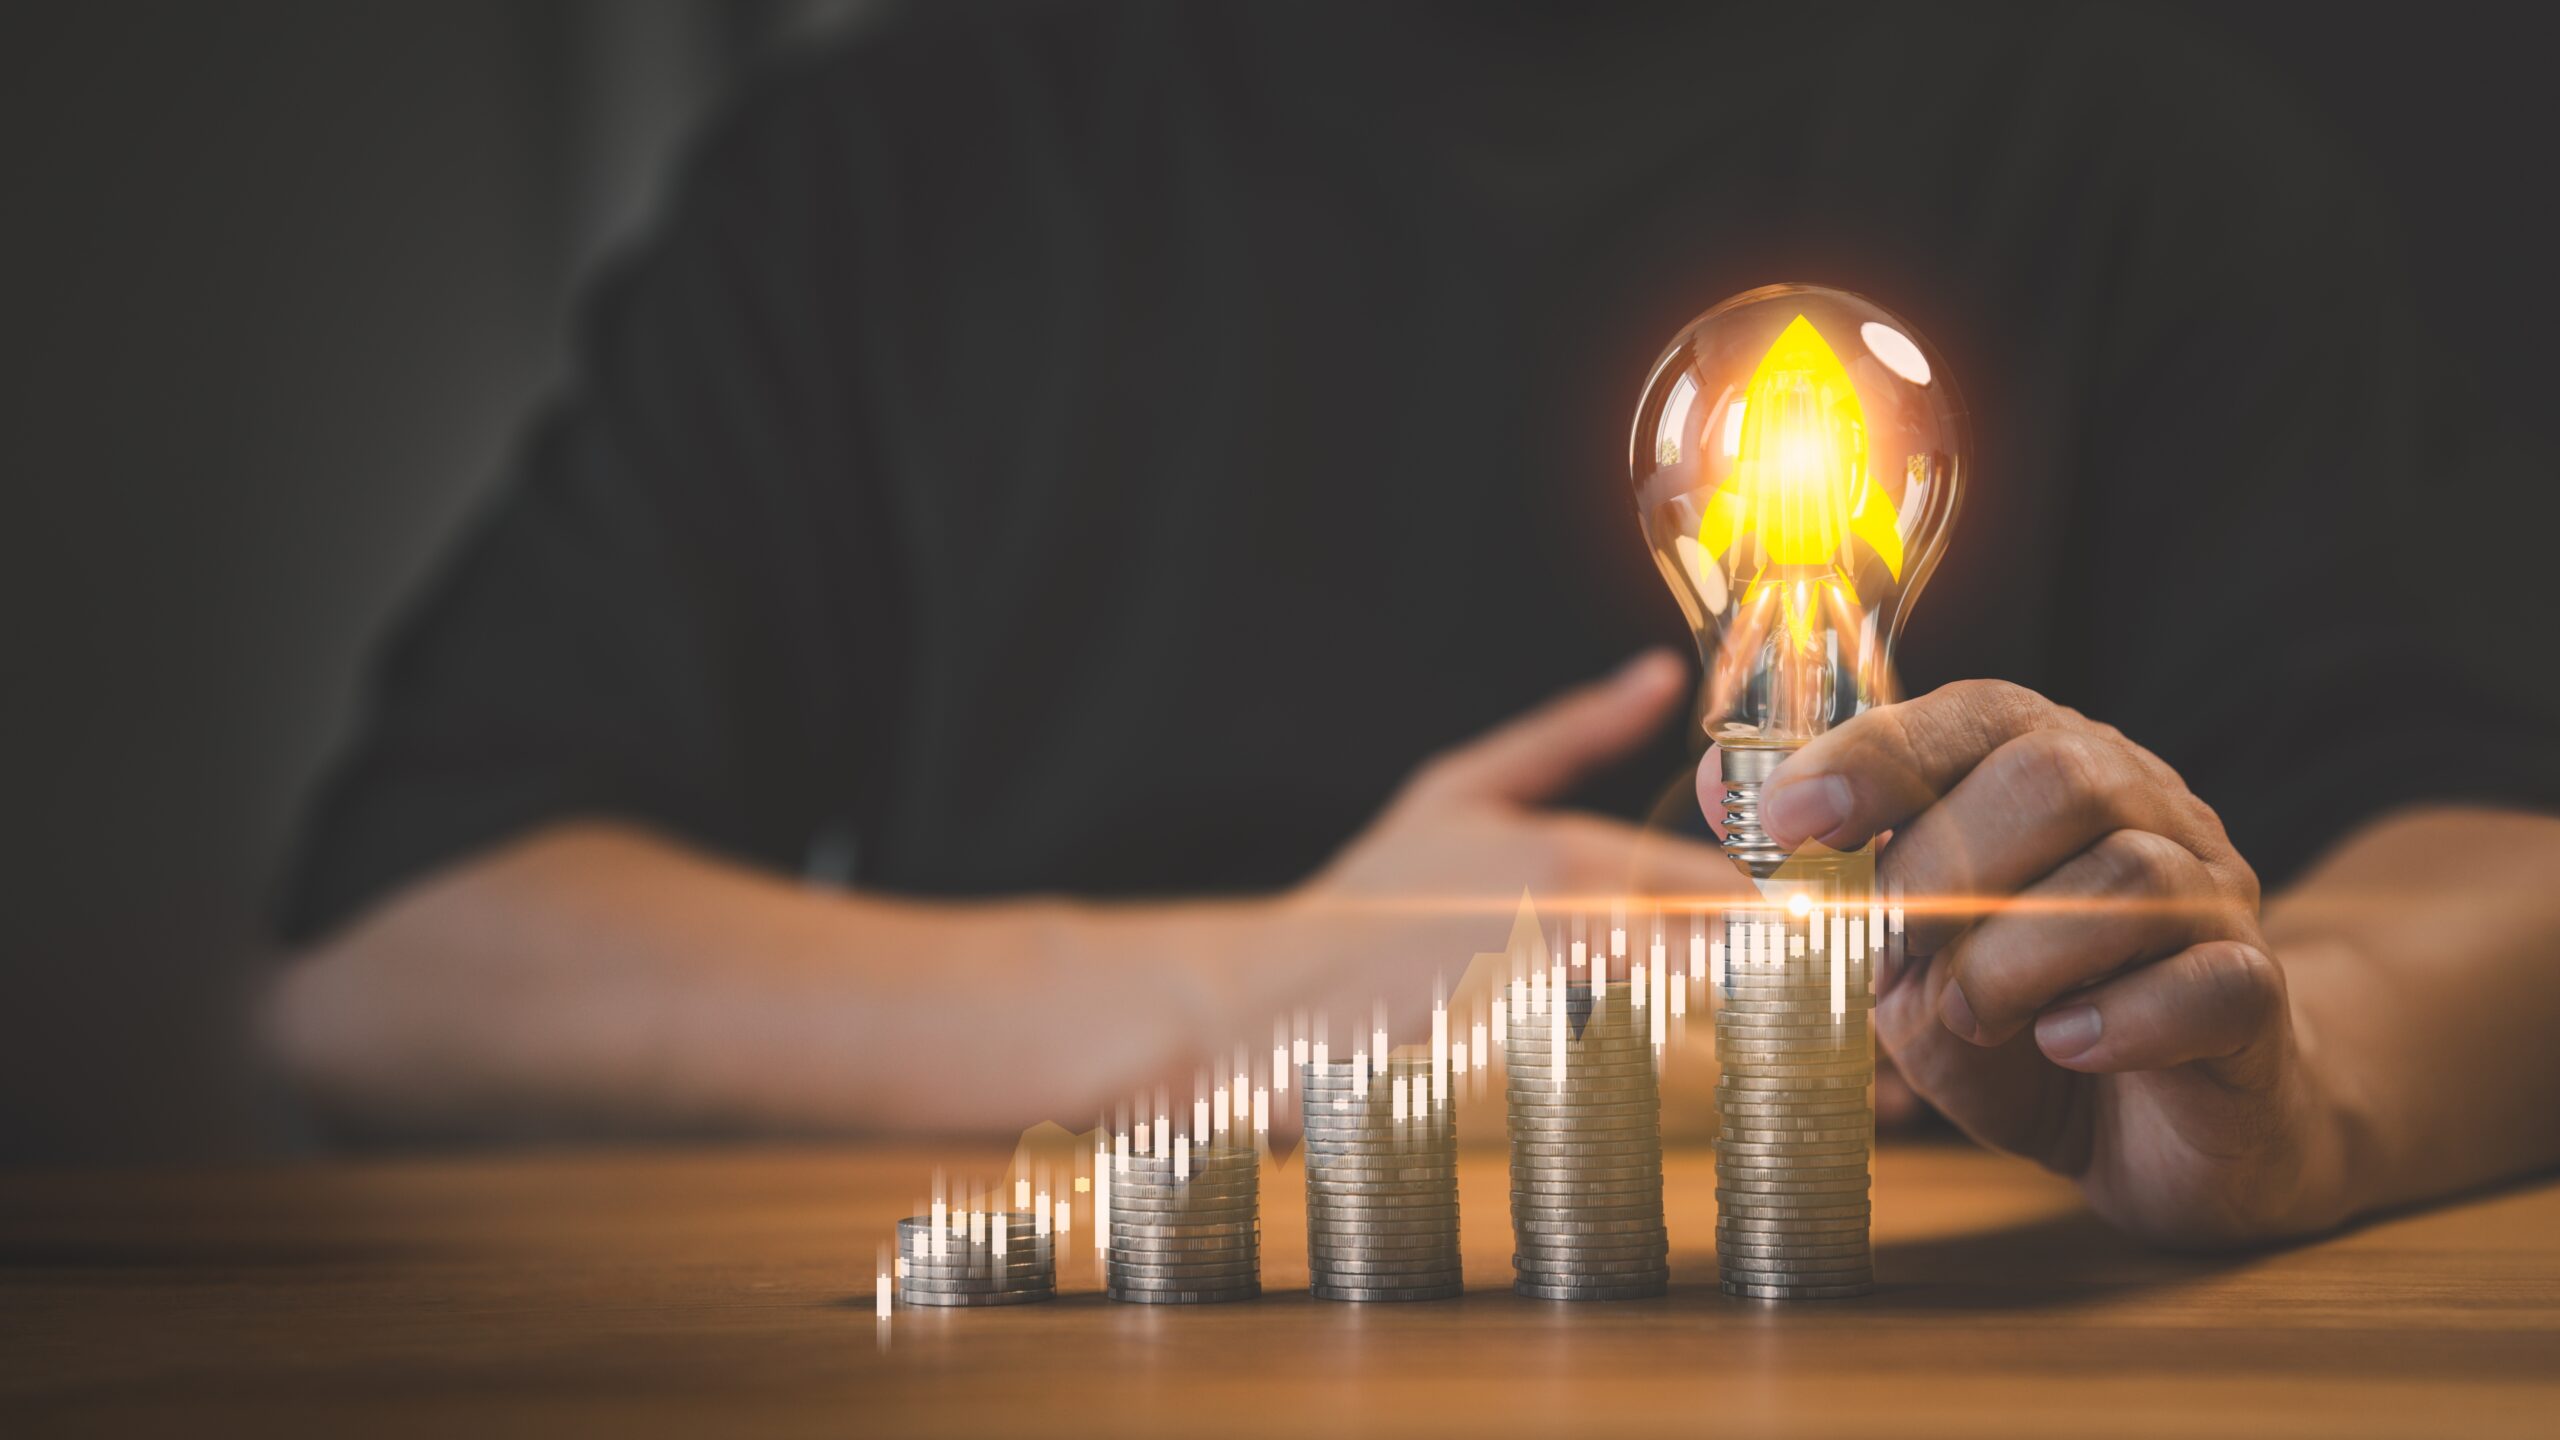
<box><xmin>1507</xmin><ymin>1111</ymin><xmax>1662</xmax><ymax>1129</ymax></box>
<box><xmin>1106</xmin><ymin>1287</ymin><xmax>1261</xmax><ymax>1305</ymax></box>
<box><xmin>1107</xmin><ymin>1266</ymin><xmax>1262</xmax><ymax>1287</ymax></box>
<box><xmin>1715</xmin><ymin>1211</ymin><xmax>1870</xmax><ymax>1232</ymax></box>
<box><xmin>1105</xmin><ymin>1264</ymin><xmax>1263</xmax><ymax>1285</ymax></box>
<box><xmin>1108</xmin><ymin>1174</ymin><xmax>1260</xmax><ymax>1194</ymax></box>
<box><xmin>1717</xmin><ymin>1257</ymin><xmax>1872</xmax><ymax>1275</ymax></box>
<box><xmin>900</xmin><ymin>1288</ymin><xmax>1058</xmax><ymax>1307</ymax></box>
<box><xmin>1309</xmin><ymin>1241</ymin><xmax>1462</xmax><ymax>1262</ymax></box>
<box><xmin>1508</xmin><ymin>1203</ymin><xmax>1664</xmax><ymax>1226</ymax></box>
<box><xmin>1717</xmin><ymin>1078</ymin><xmax>1871</xmax><ymax>1098</ymax></box>
<box><xmin>1105</xmin><ymin>1224</ymin><xmax>1261</xmax><ymax>1245</ymax></box>
<box><xmin>1716</xmin><ymin>1241</ymin><xmax>1872</xmax><ymax>1263</ymax></box>
<box><xmin>1301</xmin><ymin>1170</ymin><xmax>1461</xmax><ymax>1187</ymax></box>
<box><xmin>1105</xmin><ymin>1229</ymin><xmax>1254</xmax><ymax>1250</ymax></box>
<box><xmin>1106</xmin><ymin>1183</ymin><xmax>1261</xmax><ymax>1202</ymax></box>
<box><xmin>1302</xmin><ymin>1217</ymin><xmax>1464</xmax><ymax>1238</ymax></box>
<box><xmin>1721</xmin><ymin>1279</ymin><xmax>1873</xmax><ymax>1301</ymax></box>
<box><xmin>1510</xmin><ymin>1146</ymin><xmax>1665</xmax><ymax>1165</ymax></box>
<box><xmin>1716</xmin><ymin>1047</ymin><xmax>1871</xmax><ymax>1068</ymax></box>
<box><xmin>1506</xmin><ymin>1104</ymin><xmax>1662</xmax><ymax>1123</ymax></box>
<box><xmin>1305</xmin><ymin>1188</ymin><xmax>1459</xmax><ymax>1205</ymax></box>
<box><xmin>1309</xmin><ymin>1262</ymin><xmax>1465</xmax><ymax>1283</ymax></box>
<box><xmin>896</xmin><ymin>1260</ymin><xmax>1055</xmax><ymax>1280</ymax></box>
<box><xmin>1511</xmin><ymin>1249</ymin><xmax>1671</xmax><ymax>1274</ymax></box>
<box><xmin>1301</xmin><ymin>1159</ymin><xmax>1461</xmax><ymax>1177</ymax></box>
<box><xmin>1309</xmin><ymin>1282</ymin><xmax>1463</xmax><ymax>1302</ymax></box>
<box><xmin>898</xmin><ymin>1276</ymin><xmax>1057</xmax><ymax>1294</ymax></box>
<box><xmin>1100</xmin><ymin>1199</ymin><xmax>1259</xmax><ymax>1219</ymax></box>
<box><xmin>1710</xmin><ymin>1188</ymin><xmax>1873</xmax><ymax>1209</ymax></box>
<box><xmin>1720</xmin><ymin>1124</ymin><xmax>1873</xmax><ymax>1144</ymax></box>
<box><xmin>1320</xmin><ymin>1229</ymin><xmax>1464</xmax><ymax>1250</ymax></box>
<box><xmin>1509</xmin><ymin>1175</ymin><xmax>1664</xmax><ymax>1195</ymax></box>
<box><xmin>1715</xmin><ymin>1106</ymin><xmax>1873</xmax><ymax>1126</ymax></box>
<box><xmin>1714</xmin><ymin>1006</ymin><xmax>1874</xmax><ymax>1022</ymax></box>
<box><xmin>897</xmin><ymin>1255</ymin><xmax>1055</xmax><ymax>1274</ymax></box>
<box><xmin>1510</xmin><ymin>1172</ymin><xmax>1664</xmax><ymax>1191</ymax></box>
<box><xmin>1509</xmin><ymin>1224</ymin><xmax>1666</xmax><ymax>1244</ymax></box>
<box><xmin>899</xmin><ymin>1282</ymin><xmax>1058</xmax><ymax>1301</ymax></box>
<box><xmin>1713</xmin><ymin>1143</ymin><xmax>1869</xmax><ymax>1164</ymax></box>
<box><xmin>1299</xmin><ymin>1132</ymin><xmax>1458</xmax><ymax>1148</ymax></box>
<box><xmin>1714</xmin><ymin>1178</ymin><xmax>1874</xmax><ymax>1199</ymax></box>
<box><xmin>1513</xmin><ymin>1279</ymin><xmax>1667</xmax><ymax>1301</ymax></box>
<box><xmin>1508</xmin><ymin>1136</ymin><xmax>1665</xmax><ymax>1156</ymax></box>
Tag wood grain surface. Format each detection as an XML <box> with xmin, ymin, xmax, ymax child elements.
<box><xmin>6</xmin><ymin>1140</ymin><xmax>2556</xmax><ymax>1437</ymax></box>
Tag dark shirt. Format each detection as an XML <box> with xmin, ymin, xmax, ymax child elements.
<box><xmin>282</xmin><ymin>2</ymin><xmax>2559</xmax><ymax>941</ymax></box>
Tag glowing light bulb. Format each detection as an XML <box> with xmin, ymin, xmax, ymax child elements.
<box><xmin>1629</xmin><ymin>284</ymin><xmax>1965</xmax><ymax>875</ymax></box>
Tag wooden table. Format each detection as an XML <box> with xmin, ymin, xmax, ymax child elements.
<box><xmin>6</xmin><ymin>1140</ymin><xmax>2556</xmax><ymax>1437</ymax></box>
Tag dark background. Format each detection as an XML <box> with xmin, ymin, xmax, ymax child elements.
<box><xmin>1</xmin><ymin>2</ymin><xmax>2551</xmax><ymax>1167</ymax></box>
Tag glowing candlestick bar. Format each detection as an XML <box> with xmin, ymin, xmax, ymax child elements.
<box><xmin>1472</xmin><ymin>1015</ymin><xmax>1488</xmax><ymax>1070</ymax></box>
<box><xmin>1274</xmin><ymin>1044</ymin><xmax>1290</xmax><ymax>1094</ymax></box>
<box><xmin>969</xmin><ymin>1209</ymin><xmax>985</xmax><ymax>1245</ymax></box>
<box><xmin>1870</xmin><ymin>898</ymin><xmax>1886</xmax><ymax>952</ymax></box>
<box><xmin>1649</xmin><ymin>953</ymin><xmax>1668</xmax><ymax>1048</ymax></box>
<box><xmin>992</xmin><ymin>1215</ymin><xmax>1006</xmax><ymax>1260</ymax></box>
<box><xmin>1016</xmin><ymin>1177</ymin><xmax>1031</xmax><ymax>1209</ymax></box>
<box><xmin>1211</xmin><ymin>1088</ymin><xmax>1227</xmax><ymax>1137</ymax></box>
<box><xmin>930</xmin><ymin>1198</ymin><xmax>948</xmax><ymax>1258</ymax></box>
<box><xmin>1830</xmin><ymin>912</ymin><xmax>1847</xmax><ymax>969</ymax></box>
<box><xmin>1392</xmin><ymin>1075</ymin><xmax>1409</xmax><ymax>1123</ymax></box>
<box><xmin>1831</xmin><ymin>928</ymin><xmax>1847</xmax><ymax>1015</ymax></box>
<box><xmin>1669</xmin><ymin>969</ymin><xmax>1686</xmax><ymax>1018</ymax></box>
<box><xmin>1313</xmin><ymin>1035</ymin><xmax>1328</xmax><ymax>1069</ymax></box>
<box><xmin>1035</xmin><ymin>1191</ymin><xmax>1050</xmax><ymax>1236</ymax></box>
<box><xmin>1690</xmin><ymin>921</ymin><xmax>1706</xmax><ymax>983</ymax></box>
<box><xmin>1711</xmin><ymin>931</ymin><xmax>1726</xmax><ymax>986</ymax></box>
<box><xmin>1810</xmin><ymin>907</ymin><xmax>1825</xmax><ymax>952</ymax></box>
<box><xmin>1235</xmin><ymin>1068</ymin><xmax>1250</xmax><ymax>1121</ymax></box>
<box><xmin>1633</xmin><ymin>961</ymin><xmax>1647</xmax><ymax>1009</ymax></box>
<box><xmin>1197</xmin><ymin>1095</ymin><xmax>1213</xmax><ymax>1141</ymax></box>
<box><xmin>1174</xmin><ymin>1132</ymin><xmax>1190</xmax><ymax>1181</ymax></box>
<box><xmin>1252</xmin><ymin>1086</ymin><xmax>1268</xmax><ymax>1138</ymax></box>
<box><xmin>877</xmin><ymin>1268</ymin><xmax>892</xmax><ymax>1318</ymax></box>
<box><xmin>1153</xmin><ymin>1110</ymin><xmax>1168</xmax><ymax>1158</ymax></box>
<box><xmin>1452</xmin><ymin>1039</ymin><xmax>1469</xmax><ymax>1073</ymax></box>
<box><xmin>1432</xmin><ymin>1003</ymin><xmax>1449</xmax><ymax>1105</ymax></box>
<box><xmin>1550</xmin><ymin>956</ymin><xmax>1567</xmax><ymax>1091</ymax></box>
<box><xmin>1055</xmin><ymin>1199</ymin><xmax>1071</xmax><ymax>1238</ymax></box>
<box><xmin>1791</xmin><ymin>932</ymin><xmax>1805</xmax><ymax>958</ymax></box>
<box><xmin>1572</xmin><ymin>938</ymin><xmax>1587</xmax><ymax>971</ymax></box>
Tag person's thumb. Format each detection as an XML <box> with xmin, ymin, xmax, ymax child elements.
<box><xmin>1410</xmin><ymin>650</ymin><xmax>1687</xmax><ymax>806</ymax></box>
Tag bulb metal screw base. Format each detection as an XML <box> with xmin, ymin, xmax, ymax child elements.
<box><xmin>1718</xmin><ymin>737</ymin><xmax>1803</xmax><ymax>881</ymax></box>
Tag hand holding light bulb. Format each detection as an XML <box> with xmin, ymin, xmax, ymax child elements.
<box><xmin>1745</xmin><ymin>682</ymin><xmax>2351</xmax><ymax>1248</ymax></box>
<box><xmin>1638</xmin><ymin>286</ymin><xmax>2352</xmax><ymax>1246</ymax></box>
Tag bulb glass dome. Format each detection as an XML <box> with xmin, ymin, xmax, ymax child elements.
<box><xmin>1629</xmin><ymin>284</ymin><xmax>1965</xmax><ymax>747</ymax></box>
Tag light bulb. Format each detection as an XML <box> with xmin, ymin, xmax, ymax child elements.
<box><xmin>1628</xmin><ymin>284</ymin><xmax>1965</xmax><ymax>875</ymax></box>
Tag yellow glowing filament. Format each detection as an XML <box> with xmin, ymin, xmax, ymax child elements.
<box><xmin>1697</xmin><ymin>316</ymin><xmax>1905</xmax><ymax>649</ymax></box>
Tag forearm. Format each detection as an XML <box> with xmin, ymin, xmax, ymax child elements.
<box><xmin>268</xmin><ymin>822</ymin><xmax>1271</xmax><ymax>1136</ymax></box>
<box><xmin>2266</xmin><ymin>806</ymin><xmax>2560</xmax><ymax>1220</ymax></box>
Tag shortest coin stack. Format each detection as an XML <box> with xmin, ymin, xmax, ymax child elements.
<box><xmin>896</xmin><ymin>1212</ymin><xmax>1056</xmax><ymax>1307</ymax></box>
<box><xmin>1106</xmin><ymin>1138</ymin><xmax>1262</xmax><ymax>1304</ymax></box>
<box><xmin>1300</xmin><ymin>1055</ymin><xmax>1462</xmax><ymax>1302</ymax></box>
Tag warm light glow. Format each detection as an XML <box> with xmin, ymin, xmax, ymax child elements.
<box><xmin>1698</xmin><ymin>314</ymin><xmax>1904</xmax><ymax>600</ymax></box>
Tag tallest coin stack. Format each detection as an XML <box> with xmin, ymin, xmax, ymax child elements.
<box><xmin>1713</xmin><ymin>892</ymin><xmax>1878</xmax><ymax>1299</ymax></box>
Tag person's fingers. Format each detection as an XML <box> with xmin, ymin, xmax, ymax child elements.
<box><xmin>1880</xmin><ymin>727</ymin><xmax>2201</xmax><ymax>956</ymax></box>
<box><xmin>1876</xmin><ymin>954</ymin><xmax>2070</xmax><ymax>1163</ymax></box>
<box><xmin>1934</xmin><ymin>830</ymin><xmax>2247</xmax><ymax>1045</ymax></box>
<box><xmin>2031</xmin><ymin>941</ymin><xmax>2289</xmax><ymax>1088</ymax></box>
<box><xmin>1409</xmin><ymin>650</ymin><xmax>1686</xmax><ymax>806</ymax></box>
<box><xmin>1759</xmin><ymin>679</ymin><xmax>2073</xmax><ymax>850</ymax></box>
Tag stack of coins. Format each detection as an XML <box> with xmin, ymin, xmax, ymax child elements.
<box><xmin>896</xmin><ymin>1212</ymin><xmax>1055</xmax><ymax>1307</ymax></box>
<box><xmin>1105</xmin><ymin>1138</ymin><xmax>1261</xmax><ymax>1303</ymax></box>
<box><xmin>1714</xmin><ymin>906</ymin><xmax>1877</xmax><ymax>1299</ymax></box>
<box><xmin>1504</xmin><ymin>982</ymin><xmax>1669</xmax><ymax>1299</ymax></box>
<box><xmin>1299</xmin><ymin>1055</ymin><xmax>1462</xmax><ymax>1302</ymax></box>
